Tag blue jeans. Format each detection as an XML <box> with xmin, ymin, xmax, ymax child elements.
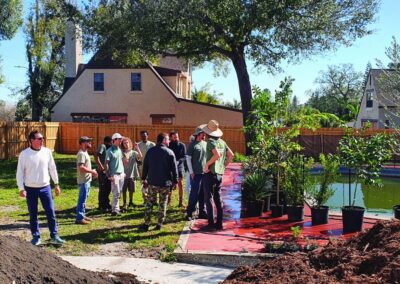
<box><xmin>76</xmin><ymin>182</ymin><xmax>91</xmax><ymax>222</ymax></box>
<box><xmin>25</xmin><ymin>185</ymin><xmax>58</xmax><ymax>238</ymax></box>
<box><xmin>186</xmin><ymin>174</ymin><xmax>205</xmax><ymax>216</ymax></box>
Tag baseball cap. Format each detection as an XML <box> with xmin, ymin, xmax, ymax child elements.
<box><xmin>112</xmin><ymin>133</ymin><xmax>123</xmax><ymax>140</ymax></box>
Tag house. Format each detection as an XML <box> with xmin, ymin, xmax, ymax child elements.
<box><xmin>355</xmin><ymin>69</ymin><xmax>400</xmax><ymax>129</ymax></box>
<box><xmin>51</xmin><ymin>23</ymin><xmax>243</xmax><ymax>126</ymax></box>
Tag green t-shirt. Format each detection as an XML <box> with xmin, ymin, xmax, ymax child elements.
<box><xmin>123</xmin><ymin>150</ymin><xmax>139</xmax><ymax>178</ymax></box>
<box><xmin>206</xmin><ymin>138</ymin><xmax>229</xmax><ymax>175</ymax></box>
<box><xmin>106</xmin><ymin>145</ymin><xmax>124</xmax><ymax>176</ymax></box>
<box><xmin>187</xmin><ymin>140</ymin><xmax>207</xmax><ymax>174</ymax></box>
<box><xmin>77</xmin><ymin>150</ymin><xmax>92</xmax><ymax>184</ymax></box>
<box><xmin>96</xmin><ymin>144</ymin><xmax>107</xmax><ymax>166</ymax></box>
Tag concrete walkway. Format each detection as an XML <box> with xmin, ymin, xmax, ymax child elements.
<box><xmin>61</xmin><ymin>256</ymin><xmax>233</xmax><ymax>284</ymax></box>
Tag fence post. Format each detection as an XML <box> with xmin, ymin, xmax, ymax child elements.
<box><xmin>4</xmin><ymin>123</ymin><xmax>9</xmax><ymax>159</ymax></box>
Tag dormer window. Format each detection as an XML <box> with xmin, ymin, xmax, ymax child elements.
<box><xmin>366</xmin><ymin>89</ymin><xmax>373</xmax><ymax>108</ymax></box>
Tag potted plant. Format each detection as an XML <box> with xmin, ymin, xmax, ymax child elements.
<box><xmin>283</xmin><ymin>155</ymin><xmax>315</xmax><ymax>221</ymax></box>
<box><xmin>241</xmin><ymin>171</ymin><xmax>272</xmax><ymax>217</ymax></box>
<box><xmin>307</xmin><ymin>154</ymin><xmax>339</xmax><ymax>225</ymax></box>
<box><xmin>338</xmin><ymin>130</ymin><xmax>396</xmax><ymax>233</ymax></box>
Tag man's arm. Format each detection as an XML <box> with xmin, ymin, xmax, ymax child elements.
<box><xmin>16</xmin><ymin>152</ymin><xmax>25</xmax><ymax>194</ymax></box>
<box><xmin>204</xmin><ymin>148</ymin><xmax>220</xmax><ymax>173</ymax></box>
<box><xmin>48</xmin><ymin>151</ymin><xmax>60</xmax><ymax>196</ymax></box>
<box><xmin>225</xmin><ymin>147</ymin><xmax>234</xmax><ymax>167</ymax></box>
<box><xmin>94</xmin><ymin>146</ymin><xmax>105</xmax><ymax>172</ymax></box>
<box><xmin>170</xmin><ymin>153</ymin><xmax>178</xmax><ymax>184</ymax></box>
<box><xmin>141</xmin><ymin>152</ymin><xmax>149</xmax><ymax>181</ymax></box>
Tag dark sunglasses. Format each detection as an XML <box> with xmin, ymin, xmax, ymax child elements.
<box><xmin>35</xmin><ymin>137</ymin><xmax>44</xmax><ymax>141</ymax></box>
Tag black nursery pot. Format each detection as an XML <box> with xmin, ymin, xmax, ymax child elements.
<box><xmin>262</xmin><ymin>196</ymin><xmax>271</xmax><ymax>212</ymax></box>
<box><xmin>393</xmin><ymin>205</ymin><xmax>400</xmax><ymax>220</ymax></box>
<box><xmin>287</xmin><ymin>205</ymin><xmax>304</xmax><ymax>222</ymax></box>
<box><xmin>342</xmin><ymin>206</ymin><xmax>365</xmax><ymax>233</ymax></box>
<box><xmin>241</xmin><ymin>201</ymin><xmax>263</xmax><ymax>217</ymax></box>
<box><xmin>311</xmin><ymin>206</ymin><xmax>329</xmax><ymax>225</ymax></box>
<box><xmin>270</xmin><ymin>204</ymin><xmax>284</xmax><ymax>217</ymax></box>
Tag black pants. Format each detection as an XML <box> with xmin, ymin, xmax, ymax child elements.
<box><xmin>203</xmin><ymin>172</ymin><xmax>223</xmax><ymax>226</ymax></box>
<box><xmin>98</xmin><ymin>171</ymin><xmax>111</xmax><ymax>210</ymax></box>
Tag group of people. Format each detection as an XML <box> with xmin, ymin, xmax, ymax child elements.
<box><xmin>16</xmin><ymin>119</ymin><xmax>233</xmax><ymax>245</ymax></box>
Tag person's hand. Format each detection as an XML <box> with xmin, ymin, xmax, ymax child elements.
<box><xmin>19</xmin><ymin>190</ymin><xmax>26</xmax><ymax>198</ymax></box>
<box><xmin>190</xmin><ymin>173</ymin><xmax>195</xmax><ymax>180</ymax></box>
<box><xmin>108</xmin><ymin>176</ymin><xmax>114</xmax><ymax>182</ymax></box>
<box><xmin>134</xmin><ymin>142</ymin><xmax>140</xmax><ymax>151</ymax></box>
<box><xmin>204</xmin><ymin>165</ymin><xmax>209</xmax><ymax>173</ymax></box>
<box><xmin>92</xmin><ymin>169</ymin><xmax>98</xmax><ymax>179</ymax></box>
<box><xmin>55</xmin><ymin>185</ymin><xmax>61</xmax><ymax>196</ymax></box>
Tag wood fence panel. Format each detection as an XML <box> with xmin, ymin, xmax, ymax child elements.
<box><xmin>0</xmin><ymin>122</ymin><xmax>6</xmax><ymax>159</ymax></box>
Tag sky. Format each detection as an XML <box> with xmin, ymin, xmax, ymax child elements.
<box><xmin>1</xmin><ymin>0</ymin><xmax>400</xmax><ymax>105</ymax></box>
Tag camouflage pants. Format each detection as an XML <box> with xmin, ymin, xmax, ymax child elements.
<box><xmin>144</xmin><ymin>185</ymin><xmax>170</xmax><ymax>225</ymax></box>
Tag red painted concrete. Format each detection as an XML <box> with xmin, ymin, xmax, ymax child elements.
<box><xmin>185</xmin><ymin>163</ymin><xmax>378</xmax><ymax>253</ymax></box>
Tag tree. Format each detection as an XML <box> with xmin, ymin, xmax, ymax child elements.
<box><xmin>18</xmin><ymin>0</ymin><xmax>79</xmax><ymax>121</ymax></box>
<box><xmin>85</xmin><ymin>0</ymin><xmax>379</xmax><ymax>153</ymax></box>
<box><xmin>306</xmin><ymin>64</ymin><xmax>364</xmax><ymax>121</ymax></box>
<box><xmin>223</xmin><ymin>99</ymin><xmax>242</xmax><ymax>110</ymax></box>
<box><xmin>376</xmin><ymin>37</ymin><xmax>400</xmax><ymax>128</ymax></box>
<box><xmin>0</xmin><ymin>0</ymin><xmax>23</xmax><ymax>84</ymax></box>
<box><xmin>0</xmin><ymin>99</ymin><xmax>16</xmax><ymax>121</ymax></box>
<box><xmin>191</xmin><ymin>83</ymin><xmax>222</xmax><ymax>105</ymax></box>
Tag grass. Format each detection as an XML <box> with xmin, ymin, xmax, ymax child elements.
<box><xmin>0</xmin><ymin>153</ymin><xmax>187</xmax><ymax>259</ymax></box>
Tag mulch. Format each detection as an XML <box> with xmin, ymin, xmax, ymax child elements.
<box><xmin>0</xmin><ymin>235</ymin><xmax>144</xmax><ymax>283</ymax></box>
<box><xmin>223</xmin><ymin>220</ymin><xmax>400</xmax><ymax>283</ymax></box>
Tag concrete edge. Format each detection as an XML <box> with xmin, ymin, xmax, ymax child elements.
<box><xmin>174</xmin><ymin>220</ymin><xmax>276</xmax><ymax>268</ymax></box>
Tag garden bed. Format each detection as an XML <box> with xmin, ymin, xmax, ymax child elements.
<box><xmin>223</xmin><ymin>220</ymin><xmax>400</xmax><ymax>283</ymax></box>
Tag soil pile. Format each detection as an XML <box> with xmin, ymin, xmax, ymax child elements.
<box><xmin>223</xmin><ymin>220</ymin><xmax>400</xmax><ymax>283</ymax></box>
<box><xmin>0</xmin><ymin>236</ymin><xmax>143</xmax><ymax>283</ymax></box>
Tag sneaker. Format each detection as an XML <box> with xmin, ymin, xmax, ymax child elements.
<box><xmin>50</xmin><ymin>235</ymin><xmax>66</xmax><ymax>245</ymax></box>
<box><xmin>31</xmin><ymin>237</ymin><xmax>41</xmax><ymax>246</ymax></box>
<box><xmin>201</xmin><ymin>224</ymin><xmax>216</xmax><ymax>232</ymax></box>
<box><xmin>154</xmin><ymin>224</ymin><xmax>162</xmax><ymax>230</ymax></box>
<box><xmin>75</xmin><ymin>219</ymin><xmax>90</xmax><ymax>225</ymax></box>
<box><xmin>138</xmin><ymin>224</ymin><xmax>149</xmax><ymax>232</ymax></box>
<box><xmin>111</xmin><ymin>211</ymin><xmax>119</xmax><ymax>216</ymax></box>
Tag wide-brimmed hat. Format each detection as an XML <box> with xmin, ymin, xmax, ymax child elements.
<box><xmin>193</xmin><ymin>124</ymin><xmax>207</xmax><ymax>136</ymax></box>
<box><xmin>201</xmin><ymin>120</ymin><xmax>223</xmax><ymax>137</ymax></box>
<box><xmin>79</xmin><ymin>136</ymin><xmax>93</xmax><ymax>144</ymax></box>
<box><xmin>111</xmin><ymin>133</ymin><xmax>123</xmax><ymax>140</ymax></box>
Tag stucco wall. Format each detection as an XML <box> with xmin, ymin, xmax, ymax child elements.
<box><xmin>356</xmin><ymin>71</ymin><xmax>380</xmax><ymax>128</ymax></box>
<box><xmin>51</xmin><ymin>68</ymin><xmax>243</xmax><ymax>127</ymax></box>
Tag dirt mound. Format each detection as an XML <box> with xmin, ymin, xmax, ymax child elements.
<box><xmin>223</xmin><ymin>220</ymin><xmax>400</xmax><ymax>283</ymax></box>
<box><xmin>0</xmin><ymin>236</ymin><xmax>143</xmax><ymax>283</ymax></box>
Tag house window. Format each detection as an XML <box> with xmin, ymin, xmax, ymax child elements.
<box><xmin>150</xmin><ymin>114</ymin><xmax>175</xmax><ymax>125</ymax></box>
<box><xmin>366</xmin><ymin>89</ymin><xmax>373</xmax><ymax>108</ymax></box>
<box><xmin>71</xmin><ymin>113</ymin><xmax>127</xmax><ymax>123</ymax></box>
<box><xmin>94</xmin><ymin>73</ymin><xmax>104</xmax><ymax>91</ymax></box>
<box><xmin>131</xmin><ymin>73</ymin><xmax>141</xmax><ymax>91</ymax></box>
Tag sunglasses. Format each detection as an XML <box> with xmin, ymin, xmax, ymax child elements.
<box><xmin>35</xmin><ymin>137</ymin><xmax>44</xmax><ymax>141</ymax></box>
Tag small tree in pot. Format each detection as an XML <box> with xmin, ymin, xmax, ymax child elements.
<box><xmin>283</xmin><ymin>155</ymin><xmax>315</xmax><ymax>221</ymax></box>
<box><xmin>241</xmin><ymin>171</ymin><xmax>273</xmax><ymax>217</ymax></box>
<box><xmin>338</xmin><ymin>130</ymin><xmax>396</xmax><ymax>233</ymax></box>
<box><xmin>307</xmin><ymin>154</ymin><xmax>339</xmax><ymax>225</ymax></box>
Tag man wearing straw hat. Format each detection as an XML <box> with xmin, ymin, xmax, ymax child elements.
<box><xmin>201</xmin><ymin>120</ymin><xmax>234</xmax><ymax>231</ymax></box>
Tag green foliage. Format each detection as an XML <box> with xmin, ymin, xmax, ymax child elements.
<box><xmin>308</xmin><ymin>154</ymin><xmax>339</xmax><ymax>208</ymax></box>
<box><xmin>286</xmin><ymin>106</ymin><xmax>344</xmax><ymax>128</ymax></box>
<box><xmin>290</xmin><ymin>226</ymin><xmax>302</xmax><ymax>239</ymax></box>
<box><xmin>338</xmin><ymin>130</ymin><xmax>398</xmax><ymax>206</ymax></box>
<box><xmin>241</xmin><ymin>171</ymin><xmax>272</xmax><ymax>203</ymax></box>
<box><xmin>191</xmin><ymin>83</ymin><xmax>222</xmax><ymax>105</ymax></box>
<box><xmin>0</xmin><ymin>0</ymin><xmax>23</xmax><ymax>41</ymax></box>
<box><xmin>305</xmin><ymin>64</ymin><xmax>364</xmax><ymax>121</ymax></box>
<box><xmin>233</xmin><ymin>152</ymin><xmax>247</xmax><ymax>163</ymax></box>
<box><xmin>283</xmin><ymin>155</ymin><xmax>315</xmax><ymax>206</ymax></box>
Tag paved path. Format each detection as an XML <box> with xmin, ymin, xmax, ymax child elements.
<box><xmin>61</xmin><ymin>256</ymin><xmax>233</xmax><ymax>284</ymax></box>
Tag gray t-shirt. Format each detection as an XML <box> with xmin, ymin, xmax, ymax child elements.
<box><xmin>123</xmin><ymin>150</ymin><xmax>139</xmax><ymax>179</ymax></box>
<box><xmin>77</xmin><ymin>150</ymin><xmax>92</xmax><ymax>184</ymax></box>
<box><xmin>187</xmin><ymin>140</ymin><xmax>207</xmax><ymax>174</ymax></box>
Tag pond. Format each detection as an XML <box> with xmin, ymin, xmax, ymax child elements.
<box><xmin>324</xmin><ymin>176</ymin><xmax>400</xmax><ymax>217</ymax></box>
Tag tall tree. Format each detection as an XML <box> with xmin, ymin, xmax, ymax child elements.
<box><xmin>306</xmin><ymin>64</ymin><xmax>364</xmax><ymax>121</ymax></box>
<box><xmin>85</xmin><ymin>0</ymin><xmax>379</xmax><ymax>152</ymax></box>
<box><xmin>0</xmin><ymin>0</ymin><xmax>23</xmax><ymax>84</ymax></box>
<box><xmin>191</xmin><ymin>83</ymin><xmax>222</xmax><ymax>105</ymax></box>
<box><xmin>19</xmin><ymin>0</ymin><xmax>79</xmax><ymax>121</ymax></box>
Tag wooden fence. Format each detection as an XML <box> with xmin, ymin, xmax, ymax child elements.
<box><xmin>1</xmin><ymin>122</ymin><xmax>399</xmax><ymax>159</ymax></box>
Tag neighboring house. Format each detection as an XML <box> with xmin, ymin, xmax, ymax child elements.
<box><xmin>51</xmin><ymin>23</ymin><xmax>242</xmax><ymax>126</ymax></box>
<box><xmin>355</xmin><ymin>69</ymin><xmax>400</xmax><ymax>129</ymax></box>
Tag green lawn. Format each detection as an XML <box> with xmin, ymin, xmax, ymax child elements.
<box><xmin>0</xmin><ymin>153</ymin><xmax>186</xmax><ymax>260</ymax></box>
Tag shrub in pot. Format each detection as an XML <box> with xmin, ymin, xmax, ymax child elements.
<box><xmin>307</xmin><ymin>154</ymin><xmax>339</xmax><ymax>225</ymax></box>
<box><xmin>338</xmin><ymin>131</ymin><xmax>396</xmax><ymax>233</ymax></box>
<box><xmin>241</xmin><ymin>171</ymin><xmax>272</xmax><ymax>217</ymax></box>
<box><xmin>283</xmin><ymin>155</ymin><xmax>315</xmax><ymax>222</ymax></box>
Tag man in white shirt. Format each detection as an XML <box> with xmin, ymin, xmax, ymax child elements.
<box><xmin>16</xmin><ymin>130</ymin><xmax>65</xmax><ymax>246</ymax></box>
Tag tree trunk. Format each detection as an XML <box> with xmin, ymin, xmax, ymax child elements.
<box><xmin>231</xmin><ymin>52</ymin><xmax>253</xmax><ymax>155</ymax></box>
